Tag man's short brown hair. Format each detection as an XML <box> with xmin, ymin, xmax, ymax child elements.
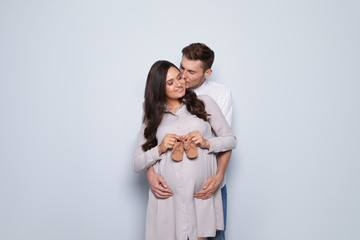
<box><xmin>182</xmin><ymin>43</ymin><xmax>215</xmax><ymax>72</ymax></box>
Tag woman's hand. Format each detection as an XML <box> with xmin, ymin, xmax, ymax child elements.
<box><xmin>184</xmin><ymin>130</ymin><xmax>210</xmax><ymax>149</ymax></box>
<box><xmin>158</xmin><ymin>134</ymin><xmax>180</xmax><ymax>155</ymax></box>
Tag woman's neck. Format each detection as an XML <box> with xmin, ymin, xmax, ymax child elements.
<box><xmin>166</xmin><ymin>99</ymin><xmax>181</xmax><ymax>114</ymax></box>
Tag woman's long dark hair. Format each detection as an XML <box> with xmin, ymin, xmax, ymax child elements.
<box><xmin>142</xmin><ymin>60</ymin><xmax>210</xmax><ymax>151</ymax></box>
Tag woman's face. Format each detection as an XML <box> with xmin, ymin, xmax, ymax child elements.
<box><xmin>165</xmin><ymin>67</ymin><xmax>186</xmax><ymax>101</ymax></box>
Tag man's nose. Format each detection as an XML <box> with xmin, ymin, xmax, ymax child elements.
<box><xmin>181</xmin><ymin>71</ymin><xmax>187</xmax><ymax>79</ymax></box>
<box><xmin>175</xmin><ymin>78</ymin><xmax>183</xmax><ymax>85</ymax></box>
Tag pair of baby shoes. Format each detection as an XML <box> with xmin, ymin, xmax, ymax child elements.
<box><xmin>171</xmin><ymin>138</ymin><xmax>198</xmax><ymax>161</ymax></box>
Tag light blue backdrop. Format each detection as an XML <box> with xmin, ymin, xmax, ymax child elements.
<box><xmin>1</xmin><ymin>0</ymin><xmax>359</xmax><ymax>239</ymax></box>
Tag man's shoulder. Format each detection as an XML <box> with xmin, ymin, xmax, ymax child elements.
<box><xmin>200</xmin><ymin>80</ymin><xmax>232</xmax><ymax>99</ymax></box>
<box><xmin>196</xmin><ymin>80</ymin><xmax>231</xmax><ymax>95</ymax></box>
<box><xmin>205</xmin><ymin>80</ymin><xmax>230</xmax><ymax>90</ymax></box>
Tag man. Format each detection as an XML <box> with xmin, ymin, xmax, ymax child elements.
<box><xmin>147</xmin><ymin>43</ymin><xmax>233</xmax><ymax>240</ymax></box>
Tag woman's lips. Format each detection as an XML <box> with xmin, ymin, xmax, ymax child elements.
<box><xmin>176</xmin><ymin>87</ymin><xmax>184</xmax><ymax>93</ymax></box>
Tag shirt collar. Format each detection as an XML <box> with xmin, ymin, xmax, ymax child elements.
<box><xmin>164</xmin><ymin>102</ymin><xmax>185</xmax><ymax>114</ymax></box>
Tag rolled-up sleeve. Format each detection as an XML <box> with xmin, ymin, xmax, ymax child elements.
<box><xmin>132</xmin><ymin>124</ymin><xmax>162</xmax><ymax>173</ymax></box>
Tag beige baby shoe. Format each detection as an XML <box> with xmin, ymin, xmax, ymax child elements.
<box><xmin>171</xmin><ymin>139</ymin><xmax>184</xmax><ymax>161</ymax></box>
<box><xmin>184</xmin><ymin>138</ymin><xmax>198</xmax><ymax>159</ymax></box>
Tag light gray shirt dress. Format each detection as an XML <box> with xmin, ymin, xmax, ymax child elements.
<box><xmin>133</xmin><ymin>95</ymin><xmax>237</xmax><ymax>240</ymax></box>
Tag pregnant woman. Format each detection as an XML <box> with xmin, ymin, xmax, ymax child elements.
<box><xmin>133</xmin><ymin>60</ymin><xmax>237</xmax><ymax>240</ymax></box>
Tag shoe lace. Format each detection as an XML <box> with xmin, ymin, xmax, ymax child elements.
<box><xmin>173</xmin><ymin>141</ymin><xmax>183</xmax><ymax>154</ymax></box>
<box><xmin>184</xmin><ymin>139</ymin><xmax>195</xmax><ymax>151</ymax></box>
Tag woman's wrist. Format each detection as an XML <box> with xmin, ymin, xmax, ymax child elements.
<box><xmin>201</xmin><ymin>139</ymin><xmax>210</xmax><ymax>149</ymax></box>
<box><xmin>158</xmin><ymin>145</ymin><xmax>164</xmax><ymax>156</ymax></box>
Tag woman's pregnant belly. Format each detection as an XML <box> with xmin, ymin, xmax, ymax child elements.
<box><xmin>159</xmin><ymin>149</ymin><xmax>217</xmax><ymax>195</ymax></box>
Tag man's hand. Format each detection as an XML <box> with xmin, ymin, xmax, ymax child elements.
<box><xmin>147</xmin><ymin>166</ymin><xmax>173</xmax><ymax>199</ymax></box>
<box><xmin>194</xmin><ymin>151</ymin><xmax>231</xmax><ymax>199</ymax></box>
<box><xmin>194</xmin><ymin>174</ymin><xmax>223</xmax><ymax>200</ymax></box>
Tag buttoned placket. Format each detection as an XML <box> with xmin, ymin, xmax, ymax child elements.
<box><xmin>165</xmin><ymin>104</ymin><xmax>192</xmax><ymax>239</ymax></box>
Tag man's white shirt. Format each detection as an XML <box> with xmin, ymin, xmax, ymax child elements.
<box><xmin>192</xmin><ymin>80</ymin><xmax>233</xmax><ymax>188</ymax></box>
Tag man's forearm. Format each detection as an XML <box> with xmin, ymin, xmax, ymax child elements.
<box><xmin>147</xmin><ymin>165</ymin><xmax>155</xmax><ymax>178</ymax></box>
<box><xmin>216</xmin><ymin>150</ymin><xmax>232</xmax><ymax>180</ymax></box>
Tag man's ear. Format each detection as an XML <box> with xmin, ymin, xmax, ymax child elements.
<box><xmin>204</xmin><ymin>69</ymin><xmax>212</xmax><ymax>78</ymax></box>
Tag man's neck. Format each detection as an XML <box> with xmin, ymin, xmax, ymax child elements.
<box><xmin>193</xmin><ymin>78</ymin><xmax>206</xmax><ymax>89</ymax></box>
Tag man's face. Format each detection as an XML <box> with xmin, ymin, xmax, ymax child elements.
<box><xmin>179</xmin><ymin>56</ymin><xmax>206</xmax><ymax>89</ymax></box>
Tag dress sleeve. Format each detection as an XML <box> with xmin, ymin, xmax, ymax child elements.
<box><xmin>200</xmin><ymin>95</ymin><xmax>237</xmax><ymax>153</ymax></box>
<box><xmin>132</xmin><ymin>123</ymin><xmax>162</xmax><ymax>173</ymax></box>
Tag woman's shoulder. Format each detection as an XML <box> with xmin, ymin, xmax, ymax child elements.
<box><xmin>197</xmin><ymin>94</ymin><xmax>219</xmax><ymax>110</ymax></box>
<box><xmin>197</xmin><ymin>94</ymin><xmax>216</xmax><ymax>104</ymax></box>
